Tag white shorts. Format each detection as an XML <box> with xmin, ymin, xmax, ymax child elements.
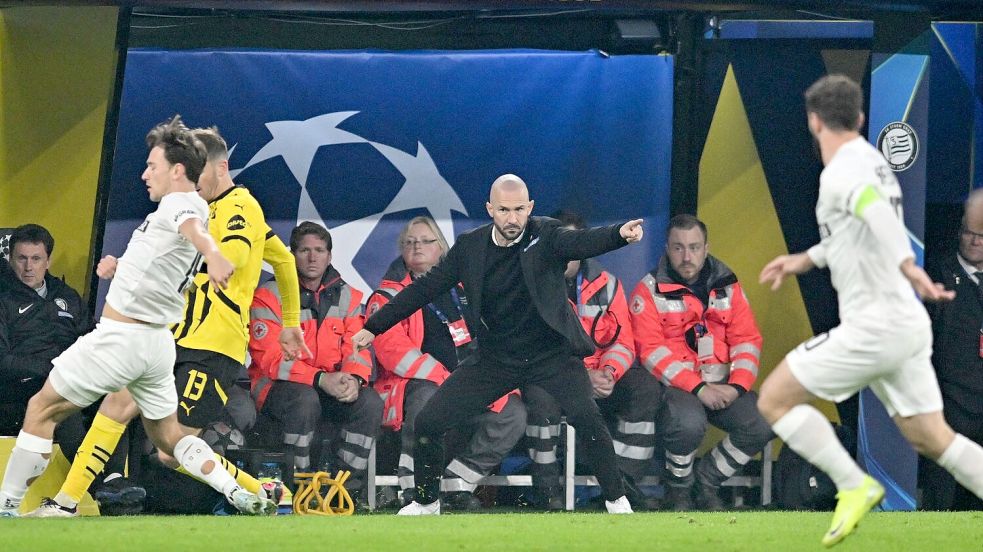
<box><xmin>49</xmin><ymin>318</ymin><xmax>178</xmax><ymax>420</ymax></box>
<box><xmin>785</xmin><ymin>321</ymin><xmax>943</xmax><ymax>417</ymax></box>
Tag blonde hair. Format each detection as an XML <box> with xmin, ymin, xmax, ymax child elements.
<box><xmin>398</xmin><ymin>216</ymin><xmax>450</xmax><ymax>256</ymax></box>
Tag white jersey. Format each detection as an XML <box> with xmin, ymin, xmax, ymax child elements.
<box><xmin>105</xmin><ymin>191</ymin><xmax>207</xmax><ymax>325</ymax></box>
<box><xmin>811</xmin><ymin>137</ymin><xmax>928</xmax><ymax>328</ymax></box>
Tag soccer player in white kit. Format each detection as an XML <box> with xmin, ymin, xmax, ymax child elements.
<box><xmin>757</xmin><ymin>75</ymin><xmax>983</xmax><ymax>547</ymax></box>
<box><xmin>0</xmin><ymin>116</ymin><xmax>275</xmax><ymax>517</ymax></box>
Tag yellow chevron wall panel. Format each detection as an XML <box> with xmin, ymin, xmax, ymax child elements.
<box><xmin>698</xmin><ymin>64</ymin><xmax>837</xmax><ymax>421</ymax></box>
<box><xmin>0</xmin><ymin>6</ymin><xmax>119</xmax><ymax>294</ymax></box>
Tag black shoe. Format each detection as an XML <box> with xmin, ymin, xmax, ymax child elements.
<box><xmin>696</xmin><ymin>482</ymin><xmax>725</xmax><ymax>512</ymax></box>
<box><xmin>623</xmin><ymin>477</ymin><xmax>659</xmax><ymax>511</ymax></box>
<box><xmin>523</xmin><ymin>487</ymin><xmax>564</xmax><ymax>511</ymax></box>
<box><xmin>623</xmin><ymin>477</ymin><xmax>648</xmax><ymax>512</ymax></box>
<box><xmin>94</xmin><ymin>476</ymin><xmax>146</xmax><ymax>516</ymax></box>
<box><xmin>665</xmin><ymin>484</ymin><xmax>693</xmax><ymax>512</ymax></box>
<box><xmin>441</xmin><ymin>491</ymin><xmax>483</xmax><ymax>512</ymax></box>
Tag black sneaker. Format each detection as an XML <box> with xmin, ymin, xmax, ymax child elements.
<box><xmin>94</xmin><ymin>477</ymin><xmax>146</xmax><ymax>516</ymax></box>
<box><xmin>523</xmin><ymin>487</ymin><xmax>564</xmax><ymax>511</ymax></box>
<box><xmin>696</xmin><ymin>482</ymin><xmax>726</xmax><ymax>511</ymax></box>
<box><xmin>665</xmin><ymin>484</ymin><xmax>693</xmax><ymax>512</ymax></box>
<box><xmin>441</xmin><ymin>491</ymin><xmax>483</xmax><ymax>512</ymax></box>
<box><xmin>624</xmin><ymin>477</ymin><xmax>659</xmax><ymax>511</ymax></box>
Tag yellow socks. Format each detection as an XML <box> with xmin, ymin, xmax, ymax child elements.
<box><xmin>58</xmin><ymin>413</ymin><xmax>126</xmax><ymax>507</ymax></box>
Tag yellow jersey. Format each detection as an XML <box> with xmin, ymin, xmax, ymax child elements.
<box><xmin>173</xmin><ymin>186</ymin><xmax>300</xmax><ymax>363</ymax></box>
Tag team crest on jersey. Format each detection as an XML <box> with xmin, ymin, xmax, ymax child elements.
<box><xmin>252</xmin><ymin>321</ymin><xmax>268</xmax><ymax>339</ymax></box>
<box><xmin>227</xmin><ymin>214</ymin><xmax>248</xmax><ymax>231</ymax></box>
<box><xmin>631</xmin><ymin>295</ymin><xmax>645</xmax><ymax>314</ymax></box>
<box><xmin>368</xmin><ymin>302</ymin><xmax>380</xmax><ymax>316</ymax></box>
<box><xmin>876</xmin><ymin>121</ymin><xmax>918</xmax><ymax>172</ymax></box>
<box><xmin>54</xmin><ymin>298</ymin><xmax>68</xmax><ymax>311</ymax></box>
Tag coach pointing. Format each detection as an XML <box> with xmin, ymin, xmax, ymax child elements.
<box><xmin>353</xmin><ymin>173</ymin><xmax>643</xmax><ymax>515</ymax></box>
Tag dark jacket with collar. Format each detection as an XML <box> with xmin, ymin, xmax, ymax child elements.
<box><xmin>926</xmin><ymin>254</ymin><xmax>983</xmax><ymax>414</ymax></box>
<box><xmin>364</xmin><ymin>216</ymin><xmax>630</xmax><ymax>360</ymax></box>
<box><xmin>0</xmin><ymin>270</ymin><xmax>89</xmax><ymax>390</ymax></box>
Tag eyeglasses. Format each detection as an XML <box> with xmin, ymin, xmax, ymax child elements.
<box><xmin>961</xmin><ymin>228</ymin><xmax>983</xmax><ymax>241</ymax></box>
<box><xmin>401</xmin><ymin>238</ymin><xmax>439</xmax><ymax>248</ymax></box>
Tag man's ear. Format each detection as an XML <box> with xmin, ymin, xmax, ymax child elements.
<box><xmin>486</xmin><ymin>201</ymin><xmax>494</xmax><ymax>218</ymax></box>
<box><xmin>217</xmin><ymin>159</ymin><xmax>229</xmax><ymax>178</ymax></box>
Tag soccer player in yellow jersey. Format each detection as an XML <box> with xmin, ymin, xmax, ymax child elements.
<box><xmin>45</xmin><ymin>126</ymin><xmax>309</xmax><ymax>513</ymax></box>
<box><xmin>170</xmin><ymin>127</ymin><xmax>308</xmax><ymax>435</ymax></box>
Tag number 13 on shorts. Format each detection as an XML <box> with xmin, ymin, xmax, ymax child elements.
<box><xmin>182</xmin><ymin>368</ymin><xmax>208</xmax><ymax>401</ymax></box>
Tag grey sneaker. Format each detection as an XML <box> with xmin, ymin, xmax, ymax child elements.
<box><xmin>24</xmin><ymin>498</ymin><xmax>77</xmax><ymax>518</ymax></box>
<box><xmin>230</xmin><ymin>489</ymin><xmax>277</xmax><ymax>516</ymax></box>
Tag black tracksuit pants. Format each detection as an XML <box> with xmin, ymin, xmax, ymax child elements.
<box><xmin>412</xmin><ymin>353</ymin><xmax>626</xmax><ymax>504</ymax></box>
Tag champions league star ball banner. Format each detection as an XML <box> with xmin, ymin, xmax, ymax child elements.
<box><xmin>860</xmin><ymin>52</ymin><xmax>930</xmax><ymax>512</ymax></box>
<box><xmin>99</xmin><ymin>48</ymin><xmax>673</xmax><ymax>306</ymax></box>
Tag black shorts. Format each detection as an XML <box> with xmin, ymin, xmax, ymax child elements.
<box><xmin>173</xmin><ymin>345</ymin><xmax>242</xmax><ymax>429</ymax></box>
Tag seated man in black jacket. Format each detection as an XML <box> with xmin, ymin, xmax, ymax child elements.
<box><xmin>0</xmin><ymin>224</ymin><xmax>89</xmax><ymax>447</ymax></box>
<box><xmin>920</xmin><ymin>190</ymin><xmax>983</xmax><ymax>510</ymax></box>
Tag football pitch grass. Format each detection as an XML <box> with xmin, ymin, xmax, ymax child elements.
<box><xmin>3</xmin><ymin>511</ymin><xmax>981</xmax><ymax>551</ymax></box>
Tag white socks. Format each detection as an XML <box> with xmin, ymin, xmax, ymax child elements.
<box><xmin>937</xmin><ymin>433</ymin><xmax>983</xmax><ymax>500</ymax></box>
<box><xmin>0</xmin><ymin>431</ymin><xmax>53</xmax><ymax>510</ymax></box>
<box><xmin>173</xmin><ymin>434</ymin><xmax>240</xmax><ymax>500</ymax></box>
<box><xmin>772</xmin><ymin>404</ymin><xmax>865</xmax><ymax>491</ymax></box>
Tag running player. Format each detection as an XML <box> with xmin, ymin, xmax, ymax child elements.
<box><xmin>0</xmin><ymin>115</ymin><xmax>274</xmax><ymax>517</ymax></box>
<box><xmin>757</xmin><ymin>75</ymin><xmax>983</xmax><ymax>547</ymax></box>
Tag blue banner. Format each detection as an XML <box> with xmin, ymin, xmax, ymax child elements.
<box><xmin>101</xmin><ymin>48</ymin><xmax>673</xmax><ymax>306</ymax></box>
<box><xmin>859</xmin><ymin>52</ymin><xmax>931</xmax><ymax>511</ymax></box>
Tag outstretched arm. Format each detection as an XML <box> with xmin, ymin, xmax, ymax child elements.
<box><xmin>759</xmin><ymin>252</ymin><xmax>815</xmax><ymax>291</ymax></box>
<box><xmin>178</xmin><ymin>218</ymin><xmax>234</xmax><ymax>290</ymax></box>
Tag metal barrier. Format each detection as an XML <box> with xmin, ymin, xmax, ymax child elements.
<box><xmin>366</xmin><ymin>423</ymin><xmax>774</xmax><ymax>511</ymax></box>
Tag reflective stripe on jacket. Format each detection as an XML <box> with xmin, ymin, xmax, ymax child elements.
<box><xmin>368</xmin><ymin>264</ymin><xmax>512</xmax><ymax>431</ymax></box>
<box><xmin>572</xmin><ymin>259</ymin><xmax>635</xmax><ymax>382</ymax></box>
<box><xmin>247</xmin><ymin>267</ymin><xmax>371</xmax><ymax>410</ymax></box>
<box><xmin>629</xmin><ymin>255</ymin><xmax>762</xmax><ymax>393</ymax></box>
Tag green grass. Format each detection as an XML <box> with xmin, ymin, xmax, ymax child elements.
<box><xmin>3</xmin><ymin>511</ymin><xmax>982</xmax><ymax>551</ymax></box>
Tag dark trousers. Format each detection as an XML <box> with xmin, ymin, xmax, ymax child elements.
<box><xmin>660</xmin><ymin>386</ymin><xmax>773</xmax><ymax>488</ymax></box>
<box><xmin>260</xmin><ymin>380</ymin><xmax>383</xmax><ymax>496</ymax></box>
<box><xmin>413</xmin><ymin>353</ymin><xmax>626</xmax><ymax>503</ymax></box>
<box><xmin>919</xmin><ymin>399</ymin><xmax>983</xmax><ymax>510</ymax></box>
<box><xmin>400</xmin><ymin>380</ymin><xmax>527</xmax><ymax>494</ymax></box>
<box><xmin>525</xmin><ymin>367</ymin><xmax>661</xmax><ymax>489</ymax></box>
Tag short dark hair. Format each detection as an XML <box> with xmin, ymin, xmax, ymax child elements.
<box><xmin>145</xmin><ymin>114</ymin><xmax>207</xmax><ymax>184</ymax></box>
<box><xmin>10</xmin><ymin>224</ymin><xmax>54</xmax><ymax>257</ymax></box>
<box><xmin>191</xmin><ymin>126</ymin><xmax>229</xmax><ymax>161</ymax></box>
<box><xmin>550</xmin><ymin>209</ymin><xmax>586</xmax><ymax>230</ymax></box>
<box><xmin>804</xmin><ymin>74</ymin><xmax>863</xmax><ymax>132</ymax></box>
<box><xmin>290</xmin><ymin>221</ymin><xmax>332</xmax><ymax>252</ymax></box>
<box><xmin>667</xmin><ymin>213</ymin><xmax>707</xmax><ymax>243</ymax></box>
